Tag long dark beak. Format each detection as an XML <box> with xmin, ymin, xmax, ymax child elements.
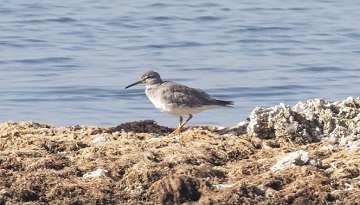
<box><xmin>125</xmin><ymin>80</ymin><xmax>143</xmax><ymax>89</ymax></box>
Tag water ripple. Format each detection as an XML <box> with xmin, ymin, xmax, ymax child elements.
<box><xmin>195</xmin><ymin>16</ymin><xmax>223</xmax><ymax>21</ymax></box>
<box><xmin>148</xmin><ymin>42</ymin><xmax>205</xmax><ymax>49</ymax></box>
<box><xmin>292</xmin><ymin>66</ymin><xmax>344</xmax><ymax>73</ymax></box>
<box><xmin>49</xmin><ymin>17</ymin><xmax>76</xmax><ymax>23</ymax></box>
<box><xmin>14</xmin><ymin>57</ymin><xmax>74</xmax><ymax>64</ymax></box>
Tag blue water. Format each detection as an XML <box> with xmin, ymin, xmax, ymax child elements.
<box><xmin>1</xmin><ymin>1</ymin><xmax>359</xmax><ymax>127</ymax></box>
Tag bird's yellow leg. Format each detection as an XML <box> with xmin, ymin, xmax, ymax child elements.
<box><xmin>180</xmin><ymin>114</ymin><xmax>193</xmax><ymax>129</ymax></box>
<box><xmin>172</xmin><ymin>114</ymin><xmax>193</xmax><ymax>135</ymax></box>
<box><xmin>172</xmin><ymin>116</ymin><xmax>183</xmax><ymax>135</ymax></box>
<box><xmin>178</xmin><ymin>116</ymin><xmax>183</xmax><ymax>127</ymax></box>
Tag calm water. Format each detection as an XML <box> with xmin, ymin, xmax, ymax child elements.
<box><xmin>1</xmin><ymin>1</ymin><xmax>359</xmax><ymax>127</ymax></box>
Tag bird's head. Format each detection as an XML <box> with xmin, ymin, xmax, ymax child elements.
<box><xmin>125</xmin><ymin>70</ymin><xmax>162</xmax><ymax>89</ymax></box>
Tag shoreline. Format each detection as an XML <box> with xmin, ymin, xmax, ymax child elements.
<box><xmin>1</xmin><ymin>97</ymin><xmax>359</xmax><ymax>204</ymax></box>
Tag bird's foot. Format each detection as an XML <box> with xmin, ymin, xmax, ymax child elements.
<box><xmin>171</xmin><ymin>127</ymin><xmax>182</xmax><ymax>135</ymax></box>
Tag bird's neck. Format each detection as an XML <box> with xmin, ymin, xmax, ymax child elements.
<box><xmin>147</xmin><ymin>79</ymin><xmax>163</xmax><ymax>85</ymax></box>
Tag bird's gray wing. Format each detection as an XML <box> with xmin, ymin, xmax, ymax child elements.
<box><xmin>158</xmin><ymin>82</ymin><xmax>217</xmax><ymax>108</ymax></box>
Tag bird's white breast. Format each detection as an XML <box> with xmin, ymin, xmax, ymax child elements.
<box><xmin>145</xmin><ymin>85</ymin><xmax>169</xmax><ymax>113</ymax></box>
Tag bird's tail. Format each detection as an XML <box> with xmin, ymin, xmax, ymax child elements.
<box><xmin>216</xmin><ymin>100</ymin><xmax>234</xmax><ymax>107</ymax></box>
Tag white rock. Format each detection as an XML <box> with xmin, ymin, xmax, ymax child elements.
<box><xmin>345</xmin><ymin>140</ymin><xmax>360</xmax><ymax>151</ymax></box>
<box><xmin>216</xmin><ymin>126</ymin><xmax>225</xmax><ymax>130</ymax></box>
<box><xmin>320</xmin><ymin>145</ymin><xmax>335</xmax><ymax>150</ymax></box>
<box><xmin>271</xmin><ymin>150</ymin><xmax>309</xmax><ymax>173</ymax></box>
<box><xmin>222</xmin><ymin>132</ymin><xmax>237</xmax><ymax>137</ymax></box>
<box><xmin>237</xmin><ymin>121</ymin><xmax>249</xmax><ymax>126</ymax></box>
<box><xmin>83</xmin><ymin>168</ymin><xmax>108</xmax><ymax>179</ymax></box>
<box><xmin>247</xmin><ymin>96</ymin><xmax>360</xmax><ymax>149</ymax></box>
<box><xmin>92</xmin><ymin>135</ymin><xmax>107</xmax><ymax>143</ymax></box>
<box><xmin>213</xmin><ymin>183</ymin><xmax>234</xmax><ymax>189</ymax></box>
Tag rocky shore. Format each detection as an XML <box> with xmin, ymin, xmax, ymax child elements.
<box><xmin>0</xmin><ymin>97</ymin><xmax>359</xmax><ymax>204</ymax></box>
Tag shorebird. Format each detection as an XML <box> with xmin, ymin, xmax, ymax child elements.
<box><xmin>125</xmin><ymin>70</ymin><xmax>233</xmax><ymax>134</ymax></box>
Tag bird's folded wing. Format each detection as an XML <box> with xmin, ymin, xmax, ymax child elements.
<box><xmin>159</xmin><ymin>82</ymin><xmax>217</xmax><ymax>107</ymax></box>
